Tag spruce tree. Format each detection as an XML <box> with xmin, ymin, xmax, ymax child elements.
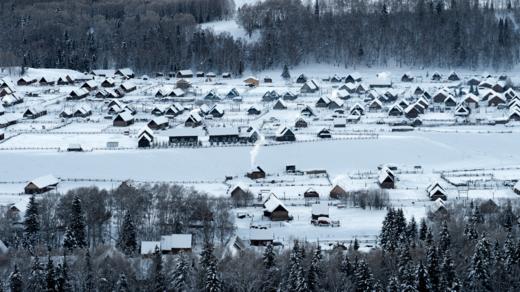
<box><xmin>287</xmin><ymin>241</ymin><xmax>307</xmax><ymax>292</ymax></box>
<box><xmin>9</xmin><ymin>264</ymin><xmax>23</xmax><ymax>292</ymax></box>
<box><xmin>281</xmin><ymin>64</ymin><xmax>291</xmax><ymax>80</ymax></box>
<box><xmin>440</xmin><ymin>250</ymin><xmax>459</xmax><ymax>291</ymax></box>
<box><xmin>263</xmin><ymin>243</ymin><xmax>276</xmax><ymax>270</ymax></box>
<box><xmin>307</xmin><ymin>245</ymin><xmax>322</xmax><ymax>292</ymax></box>
<box><xmin>56</xmin><ymin>254</ymin><xmax>72</xmax><ymax>292</ymax></box>
<box><xmin>439</xmin><ymin>220</ymin><xmax>451</xmax><ymax>254</ymax></box>
<box><xmin>467</xmin><ymin>236</ymin><xmax>492</xmax><ymax>291</ymax></box>
<box><xmin>63</xmin><ymin>196</ymin><xmax>87</xmax><ymax>250</ymax></box>
<box><xmin>397</xmin><ymin>245</ymin><xmax>415</xmax><ymax>291</ymax></box>
<box><xmin>426</xmin><ymin>245</ymin><xmax>440</xmax><ymax>291</ymax></box>
<box><xmin>28</xmin><ymin>256</ymin><xmax>46</xmax><ymax>291</ymax></box>
<box><xmin>46</xmin><ymin>255</ymin><xmax>56</xmax><ymax>292</ymax></box>
<box><xmin>171</xmin><ymin>254</ymin><xmax>190</xmax><ymax>291</ymax></box>
<box><xmin>117</xmin><ymin>211</ymin><xmax>137</xmax><ymax>256</ymax></box>
<box><xmin>419</xmin><ymin>218</ymin><xmax>428</xmax><ymax>242</ymax></box>
<box><xmin>152</xmin><ymin>246</ymin><xmax>165</xmax><ymax>292</ymax></box>
<box><xmin>416</xmin><ymin>262</ymin><xmax>431</xmax><ymax>292</ymax></box>
<box><xmin>353</xmin><ymin>238</ymin><xmax>360</xmax><ymax>251</ymax></box>
<box><xmin>353</xmin><ymin>259</ymin><xmax>374</xmax><ymax>292</ymax></box>
<box><xmin>204</xmin><ymin>257</ymin><xmax>222</xmax><ymax>292</ymax></box>
<box><xmin>503</xmin><ymin>231</ymin><xmax>516</xmax><ymax>273</ymax></box>
<box><xmin>407</xmin><ymin>216</ymin><xmax>418</xmax><ymax>247</ymax></box>
<box><xmin>23</xmin><ymin>194</ymin><xmax>40</xmax><ymax>248</ymax></box>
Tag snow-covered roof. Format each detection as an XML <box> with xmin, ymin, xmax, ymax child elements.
<box><xmin>28</xmin><ymin>174</ymin><xmax>59</xmax><ymax>189</ymax></box>
<box><xmin>160</xmin><ymin>234</ymin><xmax>192</xmax><ymax>250</ymax></box>
<box><xmin>163</xmin><ymin>127</ymin><xmax>203</xmax><ymax>137</ymax></box>
<box><xmin>249</xmin><ymin>229</ymin><xmax>274</xmax><ymax>241</ymax></box>
<box><xmin>263</xmin><ymin>194</ymin><xmax>287</xmax><ymax>213</ymax></box>
<box><xmin>207</xmin><ymin>127</ymin><xmax>239</xmax><ymax>136</ymax></box>
<box><xmin>140</xmin><ymin>241</ymin><xmax>160</xmax><ymax>255</ymax></box>
<box><xmin>115</xmin><ymin>111</ymin><xmax>134</xmax><ymax>122</ymax></box>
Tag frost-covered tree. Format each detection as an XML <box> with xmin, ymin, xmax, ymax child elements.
<box><xmin>287</xmin><ymin>241</ymin><xmax>307</xmax><ymax>292</ymax></box>
<box><xmin>46</xmin><ymin>255</ymin><xmax>56</xmax><ymax>292</ymax></box>
<box><xmin>353</xmin><ymin>259</ymin><xmax>374</xmax><ymax>292</ymax></box>
<box><xmin>152</xmin><ymin>246</ymin><xmax>166</xmax><ymax>292</ymax></box>
<box><xmin>63</xmin><ymin>196</ymin><xmax>87</xmax><ymax>250</ymax></box>
<box><xmin>116</xmin><ymin>211</ymin><xmax>137</xmax><ymax>256</ymax></box>
<box><xmin>171</xmin><ymin>254</ymin><xmax>191</xmax><ymax>291</ymax></box>
<box><xmin>440</xmin><ymin>250</ymin><xmax>459</xmax><ymax>291</ymax></box>
<box><xmin>27</xmin><ymin>256</ymin><xmax>46</xmax><ymax>291</ymax></box>
<box><xmin>307</xmin><ymin>245</ymin><xmax>322</xmax><ymax>292</ymax></box>
<box><xmin>84</xmin><ymin>249</ymin><xmax>95</xmax><ymax>292</ymax></box>
<box><xmin>467</xmin><ymin>236</ymin><xmax>492</xmax><ymax>291</ymax></box>
<box><xmin>416</xmin><ymin>262</ymin><xmax>431</xmax><ymax>292</ymax></box>
<box><xmin>23</xmin><ymin>194</ymin><xmax>40</xmax><ymax>248</ymax></box>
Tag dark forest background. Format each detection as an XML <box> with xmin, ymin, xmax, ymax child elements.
<box><xmin>1</xmin><ymin>0</ymin><xmax>520</xmax><ymax>74</ymax></box>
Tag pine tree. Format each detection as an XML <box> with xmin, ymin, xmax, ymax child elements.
<box><xmin>439</xmin><ymin>220</ymin><xmax>450</xmax><ymax>254</ymax></box>
<box><xmin>63</xmin><ymin>196</ymin><xmax>87</xmax><ymax>250</ymax></box>
<box><xmin>115</xmin><ymin>273</ymin><xmax>129</xmax><ymax>292</ymax></box>
<box><xmin>419</xmin><ymin>218</ymin><xmax>428</xmax><ymax>241</ymax></box>
<box><xmin>397</xmin><ymin>245</ymin><xmax>415</xmax><ymax>290</ymax></box>
<box><xmin>28</xmin><ymin>256</ymin><xmax>46</xmax><ymax>291</ymax></box>
<box><xmin>199</xmin><ymin>241</ymin><xmax>221</xmax><ymax>292</ymax></box>
<box><xmin>171</xmin><ymin>254</ymin><xmax>190</xmax><ymax>291</ymax></box>
<box><xmin>426</xmin><ymin>245</ymin><xmax>440</xmax><ymax>291</ymax></box>
<box><xmin>23</xmin><ymin>194</ymin><xmax>40</xmax><ymax>248</ymax></box>
<box><xmin>353</xmin><ymin>238</ymin><xmax>360</xmax><ymax>251</ymax></box>
<box><xmin>56</xmin><ymin>254</ymin><xmax>72</xmax><ymax>292</ymax></box>
<box><xmin>287</xmin><ymin>241</ymin><xmax>307</xmax><ymax>292</ymax></box>
<box><xmin>9</xmin><ymin>264</ymin><xmax>23</xmax><ymax>292</ymax></box>
<box><xmin>117</xmin><ymin>211</ymin><xmax>137</xmax><ymax>256</ymax></box>
<box><xmin>440</xmin><ymin>250</ymin><xmax>459</xmax><ymax>291</ymax></box>
<box><xmin>503</xmin><ymin>232</ymin><xmax>516</xmax><ymax>273</ymax></box>
<box><xmin>407</xmin><ymin>216</ymin><xmax>418</xmax><ymax>246</ymax></box>
<box><xmin>152</xmin><ymin>246</ymin><xmax>166</xmax><ymax>292</ymax></box>
<box><xmin>281</xmin><ymin>64</ymin><xmax>291</xmax><ymax>80</ymax></box>
<box><xmin>353</xmin><ymin>259</ymin><xmax>374</xmax><ymax>292</ymax></box>
<box><xmin>46</xmin><ymin>255</ymin><xmax>57</xmax><ymax>292</ymax></box>
<box><xmin>416</xmin><ymin>262</ymin><xmax>431</xmax><ymax>292</ymax></box>
<box><xmin>263</xmin><ymin>243</ymin><xmax>276</xmax><ymax>270</ymax></box>
<box><xmin>307</xmin><ymin>245</ymin><xmax>322</xmax><ymax>292</ymax></box>
<box><xmin>467</xmin><ymin>236</ymin><xmax>492</xmax><ymax>291</ymax></box>
<box><xmin>84</xmin><ymin>249</ymin><xmax>95</xmax><ymax>292</ymax></box>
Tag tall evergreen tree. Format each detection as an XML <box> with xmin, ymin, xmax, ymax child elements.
<box><xmin>23</xmin><ymin>194</ymin><xmax>40</xmax><ymax>248</ymax></box>
<box><xmin>152</xmin><ymin>246</ymin><xmax>166</xmax><ymax>292</ymax></box>
<box><xmin>63</xmin><ymin>196</ymin><xmax>87</xmax><ymax>250</ymax></box>
<box><xmin>416</xmin><ymin>262</ymin><xmax>431</xmax><ymax>292</ymax></box>
<box><xmin>440</xmin><ymin>250</ymin><xmax>459</xmax><ymax>291</ymax></box>
<box><xmin>307</xmin><ymin>245</ymin><xmax>322</xmax><ymax>292</ymax></box>
<box><xmin>419</xmin><ymin>218</ymin><xmax>428</xmax><ymax>241</ymax></box>
<box><xmin>287</xmin><ymin>241</ymin><xmax>307</xmax><ymax>292</ymax></box>
<box><xmin>467</xmin><ymin>236</ymin><xmax>492</xmax><ymax>291</ymax></box>
<box><xmin>171</xmin><ymin>254</ymin><xmax>191</xmax><ymax>291</ymax></box>
<box><xmin>353</xmin><ymin>259</ymin><xmax>374</xmax><ymax>292</ymax></box>
<box><xmin>27</xmin><ymin>256</ymin><xmax>46</xmax><ymax>291</ymax></box>
<box><xmin>117</xmin><ymin>211</ymin><xmax>137</xmax><ymax>256</ymax></box>
<box><xmin>56</xmin><ymin>254</ymin><xmax>72</xmax><ymax>292</ymax></box>
<box><xmin>46</xmin><ymin>255</ymin><xmax>56</xmax><ymax>292</ymax></box>
<box><xmin>281</xmin><ymin>64</ymin><xmax>291</xmax><ymax>80</ymax></box>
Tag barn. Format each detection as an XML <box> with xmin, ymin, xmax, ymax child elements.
<box><xmin>113</xmin><ymin>111</ymin><xmax>135</xmax><ymax>127</ymax></box>
<box><xmin>249</xmin><ymin>229</ymin><xmax>274</xmax><ymax>246</ymax></box>
<box><xmin>263</xmin><ymin>194</ymin><xmax>290</xmax><ymax>221</ymax></box>
<box><xmin>147</xmin><ymin>116</ymin><xmax>169</xmax><ymax>130</ymax></box>
<box><xmin>25</xmin><ymin>175</ymin><xmax>60</xmax><ymax>194</ymax></box>
<box><xmin>275</xmin><ymin>127</ymin><xmax>296</xmax><ymax>142</ymax></box>
<box><xmin>426</xmin><ymin>182</ymin><xmax>448</xmax><ymax>201</ymax></box>
<box><xmin>208</xmin><ymin>127</ymin><xmax>240</xmax><ymax>144</ymax></box>
<box><xmin>378</xmin><ymin>167</ymin><xmax>395</xmax><ymax>189</ymax></box>
<box><xmin>329</xmin><ymin>185</ymin><xmax>347</xmax><ymax>199</ymax></box>
<box><xmin>23</xmin><ymin>107</ymin><xmax>47</xmax><ymax>119</ymax></box>
<box><xmin>247</xmin><ymin>166</ymin><xmax>266</xmax><ymax>180</ymax></box>
<box><xmin>311</xmin><ymin>203</ymin><xmax>329</xmax><ymax>220</ymax></box>
<box><xmin>165</xmin><ymin>128</ymin><xmax>202</xmax><ymax>145</ymax></box>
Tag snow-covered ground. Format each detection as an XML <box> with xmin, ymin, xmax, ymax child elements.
<box><xmin>1</xmin><ymin>65</ymin><xmax>519</xmax><ymax>247</ymax></box>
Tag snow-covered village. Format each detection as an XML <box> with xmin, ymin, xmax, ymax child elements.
<box><xmin>1</xmin><ymin>0</ymin><xmax>520</xmax><ymax>291</ymax></box>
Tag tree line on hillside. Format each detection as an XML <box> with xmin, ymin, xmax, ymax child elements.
<box><xmin>0</xmin><ymin>0</ymin><xmax>520</xmax><ymax>74</ymax></box>
<box><xmin>1</xmin><ymin>182</ymin><xmax>520</xmax><ymax>291</ymax></box>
